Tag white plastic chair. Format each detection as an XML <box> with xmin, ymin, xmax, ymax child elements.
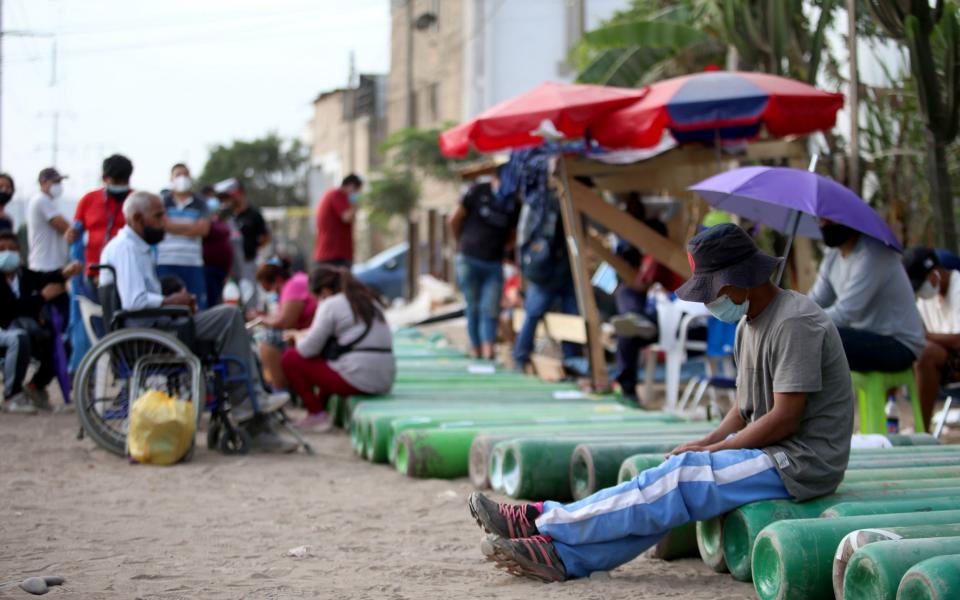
<box><xmin>76</xmin><ymin>296</ymin><xmax>103</xmax><ymax>345</ymax></box>
<box><xmin>642</xmin><ymin>296</ymin><xmax>709</xmax><ymax>411</ymax></box>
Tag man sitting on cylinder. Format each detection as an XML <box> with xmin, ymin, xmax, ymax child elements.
<box><xmin>467</xmin><ymin>224</ymin><xmax>855</xmax><ymax>582</ymax></box>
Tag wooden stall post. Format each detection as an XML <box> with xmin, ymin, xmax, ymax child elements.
<box><xmin>427</xmin><ymin>208</ymin><xmax>439</xmax><ymax>278</ymax></box>
<box><xmin>555</xmin><ymin>157</ymin><xmax>609</xmax><ymax>391</ymax></box>
<box><xmin>440</xmin><ymin>211</ymin><xmax>453</xmax><ymax>285</ymax></box>
<box><xmin>406</xmin><ymin>215</ymin><xmax>420</xmax><ymax>300</ymax></box>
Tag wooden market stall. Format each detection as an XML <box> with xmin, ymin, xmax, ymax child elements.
<box><xmin>552</xmin><ymin>138</ymin><xmax>814</xmax><ymax>391</ymax></box>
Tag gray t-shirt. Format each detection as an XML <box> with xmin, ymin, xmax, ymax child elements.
<box><xmin>735</xmin><ymin>290</ymin><xmax>854</xmax><ymax>501</ymax></box>
<box><xmin>296</xmin><ymin>293</ymin><xmax>396</xmax><ymax>395</ymax></box>
<box><xmin>809</xmin><ymin>235</ymin><xmax>925</xmax><ymax>358</ymax></box>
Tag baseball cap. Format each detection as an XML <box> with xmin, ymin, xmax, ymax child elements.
<box><xmin>675</xmin><ymin>223</ymin><xmax>783</xmax><ymax>303</ymax></box>
<box><xmin>38</xmin><ymin>167</ymin><xmax>67</xmax><ymax>184</ymax></box>
<box><xmin>902</xmin><ymin>246</ymin><xmax>939</xmax><ymax>291</ymax></box>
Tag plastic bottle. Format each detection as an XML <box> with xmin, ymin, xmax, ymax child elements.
<box><xmin>885</xmin><ymin>393</ymin><xmax>900</xmax><ymax>434</ymax></box>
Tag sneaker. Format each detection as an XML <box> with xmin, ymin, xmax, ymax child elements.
<box><xmin>480</xmin><ymin>535</ymin><xmax>567</xmax><ymax>583</ymax></box>
<box><xmin>258</xmin><ymin>391</ymin><xmax>290</xmax><ymax>414</ymax></box>
<box><xmin>3</xmin><ymin>393</ymin><xmax>38</xmax><ymax>415</ymax></box>
<box><xmin>231</xmin><ymin>391</ymin><xmax>290</xmax><ymax>423</ymax></box>
<box><xmin>293</xmin><ymin>411</ymin><xmax>330</xmax><ymax>432</ymax></box>
<box><xmin>468</xmin><ymin>492</ymin><xmax>541</xmax><ymax>539</ymax></box>
<box><xmin>611</xmin><ymin>313</ymin><xmax>657</xmax><ymax>340</ymax></box>
<box><xmin>25</xmin><ymin>384</ymin><xmax>53</xmax><ymax>411</ymax></box>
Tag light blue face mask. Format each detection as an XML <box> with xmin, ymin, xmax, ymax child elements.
<box><xmin>706</xmin><ymin>294</ymin><xmax>749</xmax><ymax>323</ymax></box>
<box><xmin>349</xmin><ymin>192</ymin><xmax>361</xmax><ymax>205</ymax></box>
<box><xmin>0</xmin><ymin>249</ymin><xmax>21</xmax><ymax>273</ymax></box>
<box><xmin>206</xmin><ymin>197</ymin><xmax>221</xmax><ymax>213</ymax></box>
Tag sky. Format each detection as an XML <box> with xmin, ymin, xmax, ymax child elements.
<box><xmin>2</xmin><ymin>0</ymin><xmax>390</xmax><ymax>219</ymax></box>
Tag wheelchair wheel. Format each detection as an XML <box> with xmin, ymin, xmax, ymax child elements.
<box><xmin>218</xmin><ymin>427</ymin><xmax>251</xmax><ymax>455</ymax></box>
<box><xmin>74</xmin><ymin>328</ymin><xmax>196</xmax><ymax>457</ymax></box>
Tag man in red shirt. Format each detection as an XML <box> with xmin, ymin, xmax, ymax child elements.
<box><xmin>313</xmin><ymin>174</ymin><xmax>362</xmax><ymax>268</ymax></box>
<box><xmin>69</xmin><ymin>154</ymin><xmax>133</xmax><ymax>279</ymax></box>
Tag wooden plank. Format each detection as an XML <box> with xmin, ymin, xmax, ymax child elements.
<box><xmin>544</xmin><ymin>313</ymin><xmax>588</xmax><ymax>345</ymax></box>
<box><xmin>569</xmin><ymin>179</ymin><xmax>691</xmax><ymax>278</ymax></box>
<box><xmin>584</xmin><ymin>234</ymin><xmax>636</xmax><ymax>284</ymax></box>
<box><xmin>556</xmin><ymin>158</ymin><xmax>609</xmax><ymax>390</ymax></box>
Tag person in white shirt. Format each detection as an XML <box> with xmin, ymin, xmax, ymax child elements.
<box><xmin>100</xmin><ymin>191</ymin><xmax>297</xmax><ymax>453</ymax></box>
<box><xmin>26</xmin><ymin>167</ymin><xmax>71</xmax><ymax>271</ymax></box>
<box><xmin>903</xmin><ymin>246</ymin><xmax>960</xmax><ymax>431</ymax></box>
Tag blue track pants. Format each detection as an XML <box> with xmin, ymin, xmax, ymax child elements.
<box><xmin>535</xmin><ymin>449</ymin><xmax>792</xmax><ymax>577</ymax></box>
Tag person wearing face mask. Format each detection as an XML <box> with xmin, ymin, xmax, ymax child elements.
<box><xmin>254</xmin><ymin>256</ymin><xmax>317</xmax><ymax>389</ymax></box>
<box><xmin>0</xmin><ymin>231</ymin><xmax>81</xmax><ymax>410</ymax></box>
<box><xmin>156</xmin><ymin>163</ymin><xmax>210</xmax><ymax>309</ymax></box>
<box><xmin>902</xmin><ymin>247</ymin><xmax>960</xmax><ymax>430</ymax></box>
<box><xmin>201</xmin><ymin>185</ymin><xmax>234</xmax><ymax>307</ymax></box>
<box><xmin>808</xmin><ymin>218</ymin><xmax>925</xmax><ymax>374</ymax></box>
<box><xmin>71</xmin><ymin>154</ymin><xmax>134</xmax><ymax>280</ymax></box>
<box><xmin>0</xmin><ymin>173</ymin><xmax>17</xmax><ymax>232</ymax></box>
<box><xmin>465</xmin><ymin>224</ymin><xmax>853</xmax><ymax>583</ymax></box>
<box><xmin>312</xmin><ymin>174</ymin><xmax>362</xmax><ymax>269</ymax></box>
<box><xmin>99</xmin><ymin>191</ymin><xmax>297</xmax><ymax>453</ymax></box>
<box><xmin>26</xmin><ymin>167</ymin><xmax>71</xmax><ymax>272</ymax></box>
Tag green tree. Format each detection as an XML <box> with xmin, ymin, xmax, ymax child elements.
<box><xmin>199</xmin><ymin>133</ymin><xmax>309</xmax><ymax>208</ymax></box>
<box><xmin>575</xmin><ymin>0</ymin><xmax>839</xmax><ymax>87</ymax></box>
<box><xmin>366</xmin><ymin>125</ymin><xmax>474</xmax><ymax>220</ymax></box>
<box><xmin>867</xmin><ymin>0</ymin><xmax>960</xmax><ymax>251</ymax></box>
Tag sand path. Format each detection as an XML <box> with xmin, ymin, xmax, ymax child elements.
<box><xmin>0</xmin><ymin>412</ymin><xmax>755</xmax><ymax>599</ymax></box>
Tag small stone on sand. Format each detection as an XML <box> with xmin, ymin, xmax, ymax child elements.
<box><xmin>19</xmin><ymin>577</ymin><xmax>49</xmax><ymax>595</ymax></box>
<box><xmin>43</xmin><ymin>576</ymin><xmax>65</xmax><ymax>586</ymax></box>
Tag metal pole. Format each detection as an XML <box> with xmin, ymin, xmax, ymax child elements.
<box><xmin>846</xmin><ymin>0</ymin><xmax>860</xmax><ymax>195</ymax></box>
<box><xmin>775</xmin><ymin>154</ymin><xmax>820</xmax><ymax>285</ymax></box>
<box><xmin>1</xmin><ymin>0</ymin><xmax>5</xmax><ymax>170</ymax></box>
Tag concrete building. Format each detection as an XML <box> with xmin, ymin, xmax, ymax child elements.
<box><xmin>308</xmin><ymin>74</ymin><xmax>388</xmax><ymax>197</ymax></box>
<box><xmin>306</xmin><ymin>74</ymin><xmax>388</xmax><ymax>260</ymax></box>
<box><xmin>385</xmin><ymin>0</ymin><xmax>631</xmax><ymax>208</ymax></box>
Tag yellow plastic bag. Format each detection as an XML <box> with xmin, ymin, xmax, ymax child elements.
<box><xmin>127</xmin><ymin>390</ymin><xmax>195</xmax><ymax>465</ymax></box>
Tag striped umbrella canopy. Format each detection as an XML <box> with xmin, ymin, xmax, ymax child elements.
<box><xmin>592</xmin><ymin>71</ymin><xmax>844</xmax><ymax>149</ymax></box>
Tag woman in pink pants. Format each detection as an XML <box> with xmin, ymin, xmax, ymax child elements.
<box><xmin>281</xmin><ymin>266</ymin><xmax>395</xmax><ymax>430</ymax></box>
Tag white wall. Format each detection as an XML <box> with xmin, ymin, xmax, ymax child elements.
<box><xmin>462</xmin><ymin>0</ymin><xmax>631</xmax><ymax>119</ymax></box>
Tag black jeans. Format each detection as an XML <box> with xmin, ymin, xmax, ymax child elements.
<box><xmin>837</xmin><ymin>327</ymin><xmax>916</xmax><ymax>372</ymax></box>
<box><xmin>11</xmin><ymin>317</ymin><xmax>55</xmax><ymax>389</ymax></box>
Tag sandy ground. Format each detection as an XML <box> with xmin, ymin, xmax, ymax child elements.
<box><xmin>0</xmin><ymin>410</ymin><xmax>757</xmax><ymax>600</ymax></box>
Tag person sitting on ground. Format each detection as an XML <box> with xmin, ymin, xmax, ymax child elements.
<box><xmin>903</xmin><ymin>247</ymin><xmax>960</xmax><ymax>431</ymax></box>
<box><xmin>0</xmin><ymin>232</ymin><xmax>81</xmax><ymax>411</ymax></box>
<box><xmin>0</xmin><ymin>326</ymin><xmax>31</xmax><ymax>414</ymax></box>
<box><xmin>467</xmin><ymin>224</ymin><xmax>853</xmax><ymax>582</ymax></box>
<box><xmin>809</xmin><ymin>219</ymin><xmax>925</xmax><ymax>373</ymax></box>
<box><xmin>99</xmin><ymin>191</ymin><xmax>297</xmax><ymax>453</ymax></box>
<box><xmin>254</xmin><ymin>257</ymin><xmax>318</xmax><ymax>390</ymax></box>
<box><xmin>280</xmin><ymin>266</ymin><xmax>395</xmax><ymax>431</ymax></box>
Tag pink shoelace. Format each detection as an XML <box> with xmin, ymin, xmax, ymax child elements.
<box><xmin>518</xmin><ymin>535</ymin><xmax>556</xmax><ymax>567</ymax></box>
<box><xmin>499</xmin><ymin>503</ymin><xmax>532</xmax><ymax>538</ymax></box>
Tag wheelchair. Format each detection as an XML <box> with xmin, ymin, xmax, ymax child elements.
<box><xmin>74</xmin><ymin>265</ymin><xmax>313</xmax><ymax>457</ymax></box>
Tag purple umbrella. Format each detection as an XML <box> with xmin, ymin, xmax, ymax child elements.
<box><xmin>689</xmin><ymin>166</ymin><xmax>902</xmax><ymax>252</ymax></box>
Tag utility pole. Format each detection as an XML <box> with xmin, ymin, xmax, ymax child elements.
<box><xmin>846</xmin><ymin>0</ymin><xmax>860</xmax><ymax>195</ymax></box>
<box><xmin>347</xmin><ymin>51</ymin><xmax>356</xmax><ymax>174</ymax></box>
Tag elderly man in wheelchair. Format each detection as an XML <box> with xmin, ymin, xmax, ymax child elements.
<box><xmin>74</xmin><ymin>190</ymin><xmax>303</xmax><ymax>455</ymax></box>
